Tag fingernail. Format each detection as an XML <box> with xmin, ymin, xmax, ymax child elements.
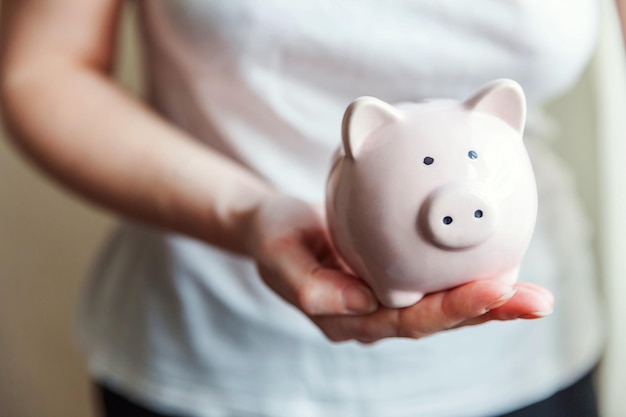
<box><xmin>519</xmin><ymin>310</ymin><xmax>553</xmax><ymax>319</ymax></box>
<box><xmin>484</xmin><ymin>289</ymin><xmax>517</xmax><ymax>313</ymax></box>
<box><xmin>342</xmin><ymin>286</ymin><xmax>378</xmax><ymax>314</ymax></box>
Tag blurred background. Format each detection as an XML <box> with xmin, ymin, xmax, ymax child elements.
<box><xmin>1</xmin><ymin>1</ymin><xmax>626</xmax><ymax>417</ymax></box>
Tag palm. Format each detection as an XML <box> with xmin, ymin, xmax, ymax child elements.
<box><xmin>246</xmin><ymin>195</ymin><xmax>553</xmax><ymax>343</ymax></box>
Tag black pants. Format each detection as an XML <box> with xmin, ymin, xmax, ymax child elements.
<box><xmin>96</xmin><ymin>370</ymin><xmax>599</xmax><ymax>417</ymax></box>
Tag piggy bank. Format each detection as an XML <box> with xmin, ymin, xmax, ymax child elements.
<box><xmin>325</xmin><ymin>79</ymin><xmax>538</xmax><ymax>308</ymax></box>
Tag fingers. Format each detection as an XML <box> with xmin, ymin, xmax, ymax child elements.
<box><xmin>313</xmin><ymin>280</ymin><xmax>555</xmax><ymax>344</ymax></box>
<box><xmin>478</xmin><ymin>282</ymin><xmax>554</xmax><ymax>321</ymax></box>
<box><xmin>398</xmin><ymin>280</ymin><xmax>519</xmax><ymax>336</ymax></box>
<box><xmin>248</xmin><ymin>196</ymin><xmax>379</xmax><ymax>317</ymax></box>
<box><xmin>257</xmin><ymin>234</ymin><xmax>378</xmax><ymax>317</ymax></box>
<box><xmin>314</xmin><ymin>280</ymin><xmax>518</xmax><ymax>342</ymax></box>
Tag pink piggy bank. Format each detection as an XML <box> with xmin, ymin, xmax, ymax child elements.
<box><xmin>326</xmin><ymin>79</ymin><xmax>538</xmax><ymax>308</ymax></box>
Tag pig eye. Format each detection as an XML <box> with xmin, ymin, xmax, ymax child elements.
<box><xmin>468</xmin><ymin>150</ymin><xmax>478</xmax><ymax>159</ymax></box>
<box><xmin>423</xmin><ymin>157</ymin><xmax>434</xmax><ymax>165</ymax></box>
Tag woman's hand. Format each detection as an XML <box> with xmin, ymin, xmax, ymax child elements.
<box><xmin>245</xmin><ymin>194</ymin><xmax>554</xmax><ymax>344</ymax></box>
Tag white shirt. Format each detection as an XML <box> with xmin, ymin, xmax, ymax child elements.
<box><xmin>78</xmin><ymin>1</ymin><xmax>605</xmax><ymax>416</ymax></box>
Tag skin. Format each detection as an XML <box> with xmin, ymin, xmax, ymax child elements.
<box><xmin>0</xmin><ymin>0</ymin><xmax>559</xmax><ymax>344</ymax></box>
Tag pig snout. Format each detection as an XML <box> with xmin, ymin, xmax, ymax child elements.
<box><xmin>419</xmin><ymin>184</ymin><xmax>498</xmax><ymax>249</ymax></box>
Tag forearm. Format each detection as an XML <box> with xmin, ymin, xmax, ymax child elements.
<box><xmin>1</xmin><ymin>62</ymin><xmax>274</xmax><ymax>254</ymax></box>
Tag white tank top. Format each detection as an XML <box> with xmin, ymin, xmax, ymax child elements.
<box><xmin>78</xmin><ymin>2</ymin><xmax>605</xmax><ymax>416</ymax></box>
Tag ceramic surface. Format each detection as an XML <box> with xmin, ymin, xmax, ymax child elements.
<box><xmin>326</xmin><ymin>79</ymin><xmax>538</xmax><ymax>308</ymax></box>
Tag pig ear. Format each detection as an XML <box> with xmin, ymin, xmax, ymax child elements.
<box><xmin>464</xmin><ymin>79</ymin><xmax>526</xmax><ymax>135</ymax></box>
<box><xmin>342</xmin><ymin>96</ymin><xmax>402</xmax><ymax>159</ymax></box>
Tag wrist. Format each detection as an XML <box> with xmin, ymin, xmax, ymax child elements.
<box><xmin>210</xmin><ymin>180</ymin><xmax>277</xmax><ymax>256</ymax></box>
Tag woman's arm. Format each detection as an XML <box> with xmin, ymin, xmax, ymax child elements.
<box><xmin>0</xmin><ymin>0</ymin><xmax>384</xmax><ymax>318</ymax></box>
<box><xmin>0</xmin><ymin>0</ymin><xmax>552</xmax><ymax>343</ymax></box>
<box><xmin>0</xmin><ymin>0</ymin><xmax>272</xmax><ymax>254</ymax></box>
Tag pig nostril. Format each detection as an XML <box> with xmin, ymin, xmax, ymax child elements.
<box><xmin>474</xmin><ymin>210</ymin><xmax>483</xmax><ymax>218</ymax></box>
<box><xmin>443</xmin><ymin>216</ymin><xmax>453</xmax><ymax>225</ymax></box>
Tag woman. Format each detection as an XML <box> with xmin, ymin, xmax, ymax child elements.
<box><xmin>0</xmin><ymin>1</ymin><xmax>605</xmax><ymax>416</ymax></box>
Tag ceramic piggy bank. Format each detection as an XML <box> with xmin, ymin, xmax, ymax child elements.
<box><xmin>326</xmin><ymin>79</ymin><xmax>538</xmax><ymax>308</ymax></box>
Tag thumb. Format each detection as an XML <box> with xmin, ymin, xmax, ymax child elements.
<box><xmin>257</xmin><ymin>235</ymin><xmax>379</xmax><ymax>316</ymax></box>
